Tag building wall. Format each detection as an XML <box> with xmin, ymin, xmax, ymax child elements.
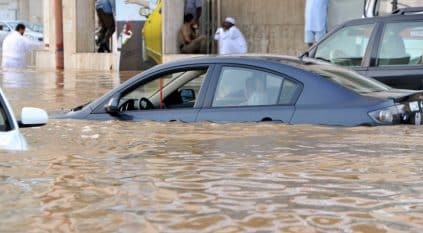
<box><xmin>327</xmin><ymin>0</ymin><xmax>364</xmax><ymax>29</ymax></box>
<box><xmin>0</xmin><ymin>0</ymin><xmax>17</xmax><ymax>20</ymax></box>
<box><xmin>0</xmin><ymin>0</ymin><xmax>43</xmax><ymax>23</ymax></box>
<box><xmin>220</xmin><ymin>0</ymin><xmax>307</xmax><ymax>56</ymax></box>
<box><xmin>62</xmin><ymin>0</ymin><xmax>114</xmax><ymax>70</ymax></box>
<box><xmin>36</xmin><ymin>0</ymin><xmax>114</xmax><ymax>71</ymax></box>
<box><xmin>219</xmin><ymin>0</ymin><xmax>367</xmax><ymax>56</ymax></box>
<box><xmin>27</xmin><ymin>0</ymin><xmax>43</xmax><ymax>23</ymax></box>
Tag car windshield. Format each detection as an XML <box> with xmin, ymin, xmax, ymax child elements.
<box><xmin>0</xmin><ymin>100</ymin><xmax>11</xmax><ymax>132</ymax></box>
<box><xmin>307</xmin><ymin>64</ymin><xmax>391</xmax><ymax>93</ymax></box>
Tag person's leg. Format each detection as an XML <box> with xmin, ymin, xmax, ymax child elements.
<box><xmin>96</xmin><ymin>9</ymin><xmax>107</xmax><ymax>51</ymax></box>
<box><xmin>198</xmin><ymin>35</ymin><xmax>207</xmax><ymax>54</ymax></box>
<box><xmin>304</xmin><ymin>30</ymin><xmax>314</xmax><ymax>47</ymax></box>
<box><xmin>102</xmin><ymin>13</ymin><xmax>116</xmax><ymax>52</ymax></box>
<box><xmin>181</xmin><ymin>37</ymin><xmax>204</xmax><ymax>54</ymax></box>
<box><xmin>314</xmin><ymin>30</ymin><xmax>326</xmax><ymax>42</ymax></box>
<box><xmin>181</xmin><ymin>43</ymin><xmax>198</xmax><ymax>54</ymax></box>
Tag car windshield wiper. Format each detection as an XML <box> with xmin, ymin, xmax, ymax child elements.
<box><xmin>315</xmin><ymin>57</ymin><xmax>331</xmax><ymax>63</ymax></box>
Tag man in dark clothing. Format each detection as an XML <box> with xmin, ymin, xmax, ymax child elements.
<box><xmin>96</xmin><ymin>0</ymin><xmax>115</xmax><ymax>53</ymax></box>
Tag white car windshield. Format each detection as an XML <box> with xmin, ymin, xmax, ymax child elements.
<box><xmin>0</xmin><ymin>101</ymin><xmax>11</xmax><ymax>132</ymax></box>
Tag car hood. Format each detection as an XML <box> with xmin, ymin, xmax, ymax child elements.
<box><xmin>362</xmin><ymin>89</ymin><xmax>423</xmax><ymax>102</ymax></box>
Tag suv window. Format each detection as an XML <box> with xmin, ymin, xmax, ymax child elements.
<box><xmin>314</xmin><ymin>24</ymin><xmax>375</xmax><ymax>67</ymax></box>
<box><xmin>212</xmin><ymin>67</ymin><xmax>300</xmax><ymax>107</ymax></box>
<box><xmin>377</xmin><ymin>21</ymin><xmax>423</xmax><ymax>66</ymax></box>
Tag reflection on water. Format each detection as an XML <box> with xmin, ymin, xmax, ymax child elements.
<box><xmin>1</xmin><ymin>70</ymin><xmax>423</xmax><ymax>232</ymax></box>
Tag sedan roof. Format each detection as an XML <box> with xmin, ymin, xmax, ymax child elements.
<box><xmin>146</xmin><ymin>55</ymin><xmax>391</xmax><ymax>96</ymax></box>
<box><xmin>157</xmin><ymin>54</ymin><xmax>327</xmax><ymax>68</ymax></box>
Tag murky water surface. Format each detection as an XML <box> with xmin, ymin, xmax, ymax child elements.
<box><xmin>1</xmin><ymin>70</ymin><xmax>423</xmax><ymax>233</ymax></box>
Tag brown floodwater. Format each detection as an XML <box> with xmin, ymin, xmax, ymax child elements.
<box><xmin>1</xmin><ymin>69</ymin><xmax>423</xmax><ymax>233</ymax></box>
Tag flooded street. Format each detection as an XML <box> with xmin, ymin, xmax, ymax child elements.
<box><xmin>1</xmin><ymin>70</ymin><xmax>423</xmax><ymax>232</ymax></box>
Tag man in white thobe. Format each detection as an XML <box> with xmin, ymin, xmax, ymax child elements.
<box><xmin>214</xmin><ymin>17</ymin><xmax>248</xmax><ymax>55</ymax></box>
<box><xmin>2</xmin><ymin>24</ymin><xmax>43</xmax><ymax>69</ymax></box>
<box><xmin>304</xmin><ymin>0</ymin><xmax>329</xmax><ymax>47</ymax></box>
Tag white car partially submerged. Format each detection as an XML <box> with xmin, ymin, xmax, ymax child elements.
<box><xmin>0</xmin><ymin>88</ymin><xmax>48</xmax><ymax>151</ymax></box>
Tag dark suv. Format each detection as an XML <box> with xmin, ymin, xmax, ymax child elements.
<box><xmin>304</xmin><ymin>7</ymin><xmax>423</xmax><ymax>90</ymax></box>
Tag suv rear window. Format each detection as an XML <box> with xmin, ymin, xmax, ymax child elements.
<box><xmin>378</xmin><ymin>21</ymin><xmax>423</xmax><ymax>66</ymax></box>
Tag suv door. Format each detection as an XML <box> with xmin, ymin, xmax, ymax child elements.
<box><xmin>367</xmin><ymin>20</ymin><xmax>423</xmax><ymax>90</ymax></box>
<box><xmin>90</xmin><ymin>65</ymin><xmax>213</xmax><ymax>122</ymax></box>
<box><xmin>310</xmin><ymin>23</ymin><xmax>377</xmax><ymax>75</ymax></box>
<box><xmin>197</xmin><ymin>65</ymin><xmax>302</xmax><ymax>123</ymax></box>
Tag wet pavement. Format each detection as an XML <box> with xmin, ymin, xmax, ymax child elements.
<box><xmin>1</xmin><ymin>69</ymin><xmax>423</xmax><ymax>232</ymax></box>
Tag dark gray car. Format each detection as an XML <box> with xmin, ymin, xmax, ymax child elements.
<box><xmin>57</xmin><ymin>56</ymin><xmax>423</xmax><ymax>126</ymax></box>
<box><xmin>304</xmin><ymin>7</ymin><xmax>423</xmax><ymax>90</ymax></box>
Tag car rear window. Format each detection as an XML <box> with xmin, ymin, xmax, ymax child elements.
<box><xmin>307</xmin><ymin>64</ymin><xmax>391</xmax><ymax>93</ymax></box>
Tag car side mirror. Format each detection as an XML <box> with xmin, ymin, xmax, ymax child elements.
<box><xmin>180</xmin><ymin>89</ymin><xmax>195</xmax><ymax>102</ymax></box>
<box><xmin>104</xmin><ymin>98</ymin><xmax>120</xmax><ymax>115</ymax></box>
<box><xmin>18</xmin><ymin>107</ymin><xmax>48</xmax><ymax>128</ymax></box>
<box><xmin>139</xmin><ymin>8</ymin><xmax>151</xmax><ymax>17</ymax></box>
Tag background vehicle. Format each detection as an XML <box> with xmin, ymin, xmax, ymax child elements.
<box><xmin>0</xmin><ymin>20</ymin><xmax>44</xmax><ymax>46</ymax></box>
<box><xmin>29</xmin><ymin>23</ymin><xmax>43</xmax><ymax>33</ymax></box>
<box><xmin>142</xmin><ymin>0</ymin><xmax>162</xmax><ymax>64</ymax></box>
<box><xmin>58</xmin><ymin>56</ymin><xmax>423</xmax><ymax>126</ymax></box>
<box><xmin>0</xmin><ymin>88</ymin><xmax>48</xmax><ymax>151</ymax></box>
<box><xmin>304</xmin><ymin>8</ymin><xmax>423</xmax><ymax>90</ymax></box>
<box><xmin>365</xmin><ymin>0</ymin><xmax>422</xmax><ymax>17</ymax></box>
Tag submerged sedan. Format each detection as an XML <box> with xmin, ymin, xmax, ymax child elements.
<box><xmin>59</xmin><ymin>56</ymin><xmax>423</xmax><ymax>126</ymax></box>
<box><xmin>0</xmin><ymin>88</ymin><xmax>48</xmax><ymax>151</ymax></box>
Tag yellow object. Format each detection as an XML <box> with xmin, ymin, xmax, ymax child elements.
<box><xmin>142</xmin><ymin>0</ymin><xmax>162</xmax><ymax>64</ymax></box>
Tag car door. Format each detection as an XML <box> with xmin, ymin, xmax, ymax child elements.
<box><xmin>197</xmin><ymin>65</ymin><xmax>302</xmax><ymax>123</ymax></box>
<box><xmin>366</xmin><ymin>20</ymin><xmax>423</xmax><ymax>90</ymax></box>
<box><xmin>310</xmin><ymin>22</ymin><xmax>378</xmax><ymax>76</ymax></box>
<box><xmin>0</xmin><ymin>91</ymin><xmax>24</xmax><ymax>151</ymax></box>
<box><xmin>88</xmin><ymin>65</ymin><xmax>214</xmax><ymax>122</ymax></box>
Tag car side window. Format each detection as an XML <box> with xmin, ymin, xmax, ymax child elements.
<box><xmin>119</xmin><ymin>68</ymin><xmax>208</xmax><ymax>111</ymax></box>
<box><xmin>314</xmin><ymin>24</ymin><xmax>375</xmax><ymax>67</ymax></box>
<box><xmin>212</xmin><ymin>67</ymin><xmax>300</xmax><ymax>107</ymax></box>
<box><xmin>377</xmin><ymin>21</ymin><xmax>423</xmax><ymax>66</ymax></box>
